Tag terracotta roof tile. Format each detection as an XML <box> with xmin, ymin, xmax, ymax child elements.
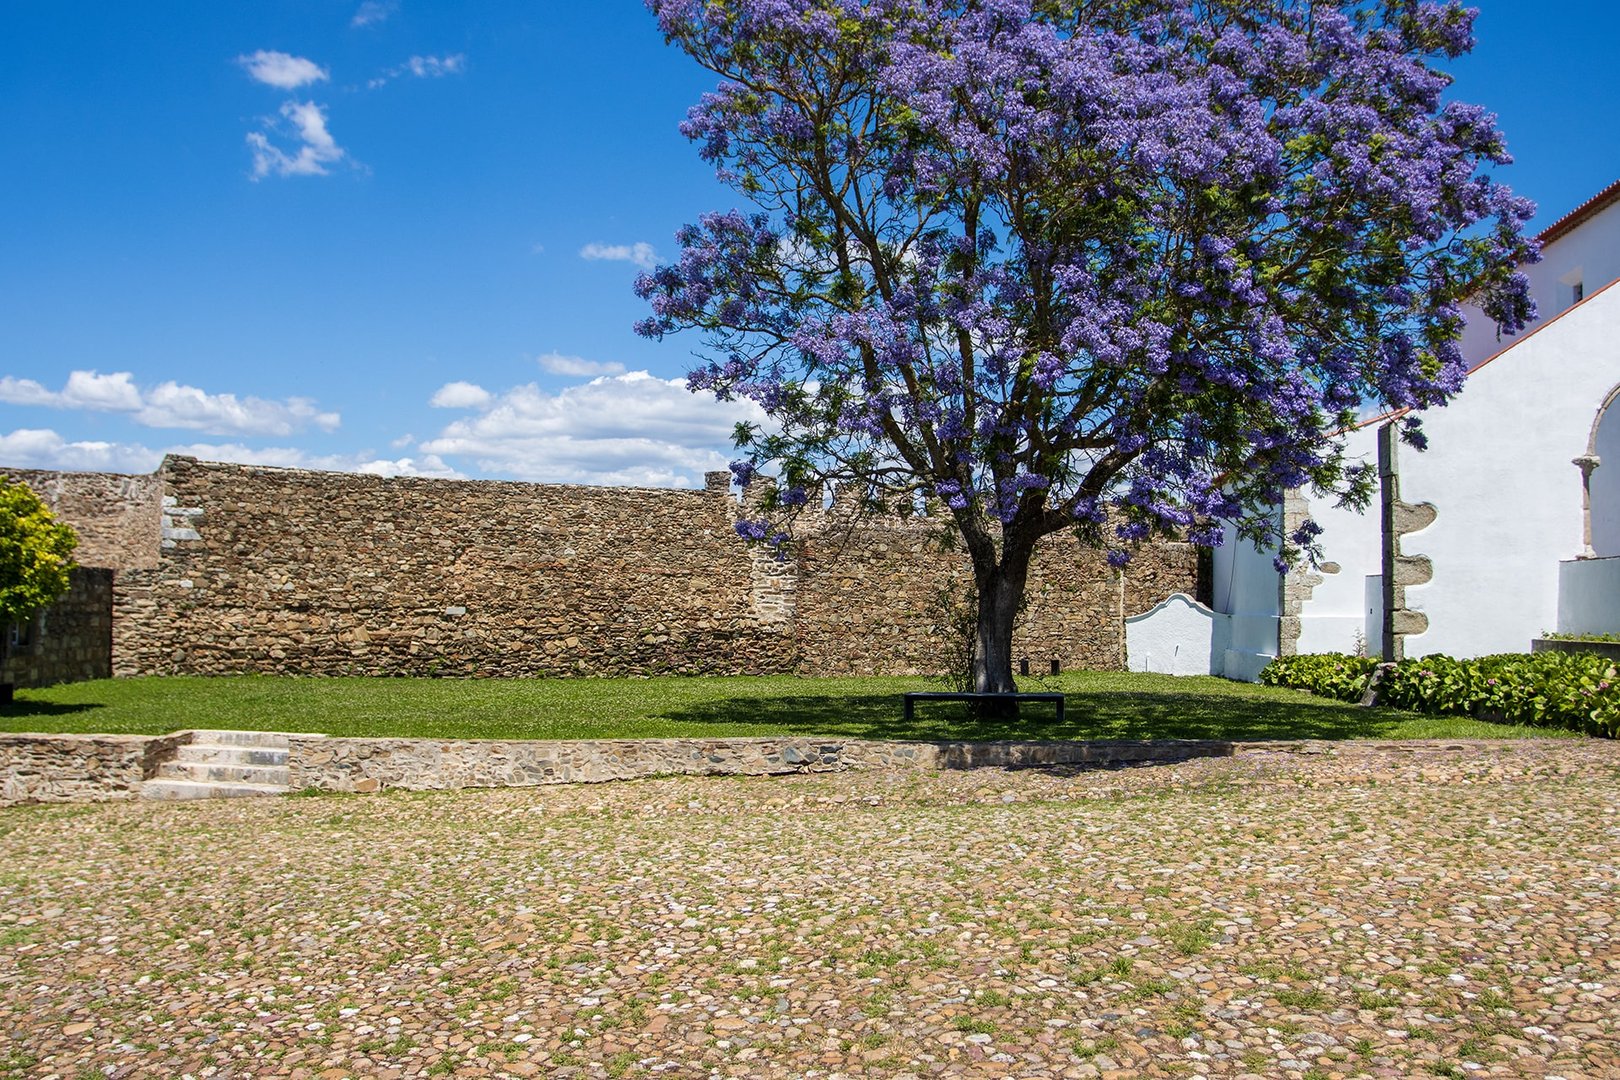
<box><xmin>1538</xmin><ymin>177</ymin><xmax>1620</xmax><ymax>246</ymax></box>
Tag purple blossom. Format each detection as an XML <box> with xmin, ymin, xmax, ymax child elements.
<box><xmin>640</xmin><ymin>0</ymin><xmax>1535</xmax><ymax>652</ymax></box>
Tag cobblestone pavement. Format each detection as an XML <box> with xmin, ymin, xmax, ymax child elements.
<box><xmin>3</xmin><ymin>739</ymin><xmax>1618</xmax><ymax>1079</ymax></box>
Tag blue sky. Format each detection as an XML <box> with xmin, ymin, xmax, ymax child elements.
<box><xmin>2</xmin><ymin>1</ymin><xmax>1617</xmax><ymax>487</ymax></box>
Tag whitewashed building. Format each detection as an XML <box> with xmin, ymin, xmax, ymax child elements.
<box><xmin>1127</xmin><ymin>178</ymin><xmax>1620</xmax><ymax>678</ymax></box>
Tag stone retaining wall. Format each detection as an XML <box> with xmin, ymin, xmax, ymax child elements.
<box><xmin>284</xmin><ymin>734</ymin><xmax>1237</xmax><ymax>793</ymax></box>
<box><xmin>0</xmin><ymin>732</ymin><xmax>186</xmax><ymax>805</ymax></box>
<box><xmin>2</xmin><ymin>567</ymin><xmax>114</xmax><ymax>689</ymax></box>
<box><xmin>1</xmin><ymin>729</ymin><xmax>1543</xmax><ymax>804</ymax></box>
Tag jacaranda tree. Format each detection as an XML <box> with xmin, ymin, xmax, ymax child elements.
<box><xmin>635</xmin><ymin>0</ymin><xmax>1536</xmax><ymax>696</ymax></box>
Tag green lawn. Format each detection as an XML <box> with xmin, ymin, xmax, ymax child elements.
<box><xmin>0</xmin><ymin>672</ymin><xmax>1580</xmax><ymax>743</ymax></box>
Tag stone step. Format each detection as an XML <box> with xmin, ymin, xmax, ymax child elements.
<box><xmin>184</xmin><ymin>729</ymin><xmax>293</xmax><ymax>749</ymax></box>
<box><xmin>157</xmin><ymin>760</ymin><xmax>290</xmax><ymax>785</ymax></box>
<box><xmin>139</xmin><ymin>778</ymin><xmax>290</xmax><ymax>801</ymax></box>
<box><xmin>176</xmin><ymin>744</ymin><xmax>289</xmax><ymax>767</ymax></box>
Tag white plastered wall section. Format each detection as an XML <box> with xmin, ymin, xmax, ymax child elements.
<box><xmin>1125</xmin><ymin>593</ymin><xmax>1232</xmax><ymax>676</ymax></box>
<box><xmin>1293</xmin><ymin>423</ymin><xmax>1382</xmax><ymax>655</ymax></box>
<box><xmin>1404</xmin><ymin>284</ymin><xmax>1620</xmax><ymax>656</ymax></box>
<box><xmin>1290</xmin><ymin>189</ymin><xmax>1620</xmax><ymax>660</ymax></box>
<box><xmin>1458</xmin><ymin>197</ymin><xmax>1620</xmax><ymax>367</ymax></box>
<box><xmin>1294</xmin><ymin>282</ymin><xmax>1620</xmax><ymax>658</ymax></box>
<box><xmin>1204</xmin><ymin>514</ymin><xmax>1285</xmax><ymax>680</ymax></box>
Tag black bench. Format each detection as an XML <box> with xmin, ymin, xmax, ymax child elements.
<box><xmin>902</xmin><ymin>691</ymin><xmax>1065</xmax><ymax>722</ymax></box>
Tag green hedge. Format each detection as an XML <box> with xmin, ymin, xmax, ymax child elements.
<box><xmin>1261</xmin><ymin>652</ymin><xmax>1618</xmax><ymax>738</ymax></box>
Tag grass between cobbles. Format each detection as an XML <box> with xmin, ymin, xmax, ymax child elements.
<box><xmin>0</xmin><ymin>672</ymin><xmax>1582</xmax><ymax>742</ymax></box>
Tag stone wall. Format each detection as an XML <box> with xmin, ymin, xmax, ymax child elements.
<box><xmin>0</xmin><ymin>732</ymin><xmax>186</xmax><ymax>804</ymax></box>
<box><xmin>2</xmin><ymin>567</ymin><xmax>114</xmax><ymax>689</ymax></box>
<box><xmin>7</xmin><ymin>456</ymin><xmax>1198</xmax><ymax>678</ymax></box>
<box><xmin>285</xmin><ymin>734</ymin><xmax>1235</xmax><ymax>793</ymax></box>
<box><xmin>793</xmin><ymin>518</ymin><xmax>1196</xmax><ymax>675</ymax></box>
<box><xmin>0</xmin><ymin>468</ymin><xmax>162</xmax><ymax>571</ymax></box>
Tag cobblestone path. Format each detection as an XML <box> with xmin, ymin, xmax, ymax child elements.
<box><xmin>3</xmin><ymin>739</ymin><xmax>1618</xmax><ymax>1079</ymax></box>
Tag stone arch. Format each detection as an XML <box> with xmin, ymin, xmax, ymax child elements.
<box><xmin>1577</xmin><ymin>381</ymin><xmax>1620</xmax><ymax>558</ymax></box>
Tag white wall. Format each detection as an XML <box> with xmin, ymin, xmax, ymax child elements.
<box><xmin>1208</xmin><ymin>517</ymin><xmax>1282</xmax><ymax>680</ymax></box>
<box><xmin>1557</xmin><ymin>557</ymin><xmax>1620</xmax><ymax>637</ymax></box>
<box><xmin>1196</xmin><ymin>192</ymin><xmax>1620</xmax><ymax>667</ymax></box>
<box><xmin>1287</xmin><ymin>279</ymin><xmax>1620</xmax><ymax>661</ymax></box>
<box><xmin>1295</xmin><ymin>424</ymin><xmax>1383</xmax><ymax>656</ymax></box>
<box><xmin>1125</xmin><ymin>594</ymin><xmax>1231</xmax><ymax>676</ymax></box>
<box><xmin>1459</xmin><ymin>195</ymin><xmax>1620</xmax><ymax>368</ymax></box>
<box><xmin>1593</xmin><ymin>395</ymin><xmax>1620</xmax><ymax>556</ymax></box>
<box><xmin>1398</xmin><ymin>283</ymin><xmax>1620</xmax><ymax>656</ymax></box>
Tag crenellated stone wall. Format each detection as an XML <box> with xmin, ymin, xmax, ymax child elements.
<box><xmin>7</xmin><ymin>456</ymin><xmax>1199</xmax><ymax>678</ymax></box>
<box><xmin>2</xmin><ymin>567</ymin><xmax>114</xmax><ymax>689</ymax></box>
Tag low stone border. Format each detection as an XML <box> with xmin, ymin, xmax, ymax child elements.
<box><xmin>0</xmin><ymin>731</ymin><xmax>187</xmax><ymax>805</ymax></box>
<box><xmin>0</xmin><ymin>729</ymin><xmax>1579</xmax><ymax>804</ymax></box>
<box><xmin>284</xmin><ymin>735</ymin><xmax>1245</xmax><ymax>793</ymax></box>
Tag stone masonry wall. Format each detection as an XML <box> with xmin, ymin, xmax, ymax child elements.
<box><xmin>793</xmin><ymin>516</ymin><xmax>1196</xmax><ymax>675</ymax></box>
<box><xmin>7</xmin><ymin>456</ymin><xmax>1197</xmax><ymax>678</ymax></box>
<box><xmin>113</xmin><ymin>457</ymin><xmax>796</xmax><ymax>677</ymax></box>
<box><xmin>284</xmin><ymin>734</ymin><xmax>1235</xmax><ymax>793</ymax></box>
<box><xmin>2</xmin><ymin>567</ymin><xmax>114</xmax><ymax>689</ymax></box>
<box><xmin>0</xmin><ymin>468</ymin><xmax>162</xmax><ymax>571</ymax></box>
<box><xmin>0</xmin><ymin>732</ymin><xmax>186</xmax><ymax>805</ymax></box>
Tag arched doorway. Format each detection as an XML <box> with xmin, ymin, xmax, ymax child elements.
<box><xmin>1584</xmin><ymin>383</ymin><xmax>1620</xmax><ymax>558</ymax></box>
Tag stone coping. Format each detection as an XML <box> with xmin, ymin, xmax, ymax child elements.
<box><xmin>0</xmin><ymin>729</ymin><xmax>1581</xmax><ymax>804</ymax></box>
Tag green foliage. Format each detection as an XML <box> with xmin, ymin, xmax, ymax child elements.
<box><xmin>1264</xmin><ymin>652</ymin><xmax>1618</xmax><ymax>738</ymax></box>
<box><xmin>1260</xmin><ymin>654</ymin><xmax>1380</xmax><ymax>702</ymax></box>
<box><xmin>1540</xmin><ymin>630</ymin><xmax>1620</xmax><ymax>643</ymax></box>
<box><xmin>0</xmin><ymin>476</ymin><xmax>78</xmax><ymax>628</ymax></box>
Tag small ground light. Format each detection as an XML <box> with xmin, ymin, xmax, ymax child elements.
<box><xmin>1019</xmin><ymin>658</ymin><xmax>1029</xmax><ymax>676</ymax></box>
<box><xmin>1051</xmin><ymin>658</ymin><xmax>1060</xmax><ymax>676</ymax></box>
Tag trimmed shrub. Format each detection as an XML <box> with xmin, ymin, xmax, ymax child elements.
<box><xmin>1259</xmin><ymin>654</ymin><xmax>1379</xmax><ymax>703</ymax></box>
<box><xmin>1262</xmin><ymin>652</ymin><xmax>1618</xmax><ymax>738</ymax></box>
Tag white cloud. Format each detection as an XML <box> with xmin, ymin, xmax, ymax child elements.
<box><xmin>350</xmin><ymin>1</ymin><xmax>396</xmax><ymax>28</ymax></box>
<box><xmin>404</xmin><ymin>54</ymin><xmax>464</xmax><ymax>77</ymax></box>
<box><xmin>0</xmin><ymin>369</ymin><xmax>341</xmax><ymax>437</ymax></box>
<box><xmin>238</xmin><ymin>50</ymin><xmax>329</xmax><ymax>90</ymax></box>
<box><xmin>0</xmin><ymin>429</ymin><xmax>155</xmax><ymax>474</ymax></box>
<box><xmin>1</xmin><ymin>370</ymin><xmax>141</xmax><ymax>412</ymax></box>
<box><xmin>429</xmin><ymin>381</ymin><xmax>492</xmax><ymax>409</ymax></box>
<box><xmin>368</xmin><ymin>53</ymin><xmax>467</xmax><ymax>89</ymax></box>
<box><xmin>352</xmin><ymin>455</ymin><xmax>462</xmax><ymax>478</ymax></box>
<box><xmin>0</xmin><ymin>428</ymin><xmax>464</xmax><ymax>480</ymax></box>
<box><xmin>418</xmin><ymin>371</ymin><xmax>766</xmax><ymax>487</ymax></box>
<box><xmin>137</xmin><ymin>382</ymin><xmax>341</xmax><ymax>435</ymax></box>
<box><xmin>247</xmin><ymin>100</ymin><xmax>347</xmax><ymax>180</ymax></box>
<box><xmin>537</xmin><ymin>352</ymin><xmax>625</xmax><ymax>378</ymax></box>
<box><xmin>579</xmin><ymin>242</ymin><xmax>658</xmax><ymax>271</ymax></box>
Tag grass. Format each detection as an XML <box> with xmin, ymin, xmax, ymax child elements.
<box><xmin>0</xmin><ymin>671</ymin><xmax>1582</xmax><ymax>743</ymax></box>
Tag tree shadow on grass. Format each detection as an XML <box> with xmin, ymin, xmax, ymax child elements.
<box><xmin>0</xmin><ymin>700</ymin><xmax>105</xmax><ymax>728</ymax></box>
<box><xmin>656</xmin><ymin>688</ymin><xmax>1400</xmax><ymax>743</ymax></box>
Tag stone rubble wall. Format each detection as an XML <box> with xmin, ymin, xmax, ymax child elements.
<box><xmin>0</xmin><ymin>729</ymin><xmax>1583</xmax><ymax>804</ymax></box>
<box><xmin>284</xmin><ymin>734</ymin><xmax>1236</xmax><ymax>792</ymax></box>
<box><xmin>1</xmin><ymin>567</ymin><xmax>114</xmax><ymax>689</ymax></box>
<box><xmin>0</xmin><ymin>468</ymin><xmax>162</xmax><ymax>572</ymax></box>
<box><xmin>0</xmin><ymin>732</ymin><xmax>186</xmax><ymax>805</ymax></box>
<box><xmin>8</xmin><ymin>456</ymin><xmax>1198</xmax><ymax>678</ymax></box>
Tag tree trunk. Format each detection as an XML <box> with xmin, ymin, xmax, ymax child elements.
<box><xmin>970</xmin><ymin>546</ymin><xmax>1033</xmax><ymax>717</ymax></box>
<box><xmin>1</xmin><ymin>627</ymin><xmax>12</xmax><ymax>705</ymax></box>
